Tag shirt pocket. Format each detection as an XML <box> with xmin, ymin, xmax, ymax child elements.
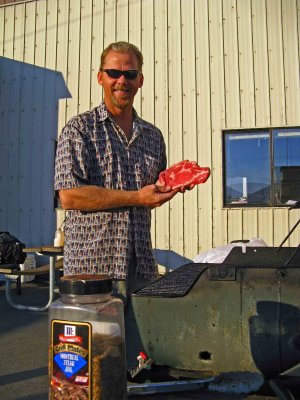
<box><xmin>139</xmin><ymin>154</ymin><xmax>161</xmax><ymax>185</ymax></box>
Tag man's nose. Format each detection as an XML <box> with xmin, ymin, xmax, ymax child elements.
<box><xmin>116</xmin><ymin>73</ymin><xmax>127</xmax><ymax>83</ymax></box>
<box><xmin>117</xmin><ymin>75</ymin><xmax>127</xmax><ymax>83</ymax></box>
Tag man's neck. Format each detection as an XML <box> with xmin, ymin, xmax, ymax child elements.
<box><xmin>113</xmin><ymin>114</ymin><xmax>134</xmax><ymax>140</ymax></box>
<box><xmin>105</xmin><ymin>101</ymin><xmax>134</xmax><ymax>140</ymax></box>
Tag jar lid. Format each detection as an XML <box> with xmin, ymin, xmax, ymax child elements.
<box><xmin>59</xmin><ymin>274</ymin><xmax>112</xmax><ymax>295</ymax></box>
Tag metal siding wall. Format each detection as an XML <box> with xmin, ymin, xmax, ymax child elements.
<box><xmin>57</xmin><ymin>0</ymin><xmax>69</xmax><ymax>131</ymax></box>
<box><xmin>128</xmin><ymin>0</ymin><xmax>142</xmax><ymax>115</ymax></box>
<box><xmin>194</xmin><ymin>0</ymin><xmax>213</xmax><ymax>254</ymax></box>
<box><xmin>14</xmin><ymin>3</ymin><xmax>25</xmax><ymax>62</ymax></box>
<box><xmin>66</xmin><ymin>0</ymin><xmax>80</xmax><ymax>120</ymax></box>
<box><xmin>181</xmin><ymin>0</ymin><xmax>198</xmax><ymax>259</ymax></box>
<box><xmin>242</xmin><ymin>209</ymin><xmax>258</xmax><ymax>241</ymax></box>
<box><xmin>141</xmin><ymin>0</ymin><xmax>154</xmax><ymax>128</ymax></box>
<box><xmin>282</xmin><ymin>0</ymin><xmax>299</xmax><ymax>126</ymax></box>
<box><xmin>141</xmin><ymin>0</ymin><xmax>156</xmax><ymax>245</ymax></box>
<box><xmin>0</xmin><ymin>57</ymin><xmax>8</xmax><ymax>229</ymax></box>
<box><xmin>79</xmin><ymin>0</ymin><xmax>93</xmax><ymax>114</ymax></box>
<box><xmin>0</xmin><ymin>8</ymin><xmax>4</xmax><ymax>55</ymax></box>
<box><xmin>168</xmin><ymin>0</ymin><xmax>184</xmax><ymax>257</ymax></box>
<box><xmin>13</xmin><ymin>2</ymin><xmax>25</xmax><ymax>245</ymax></box>
<box><xmin>104</xmin><ymin>0</ymin><xmax>116</xmax><ymax>46</ymax></box>
<box><xmin>129</xmin><ymin>0</ymin><xmax>141</xmax><ymax>46</ymax></box>
<box><xmin>208</xmin><ymin>0</ymin><xmax>227</xmax><ymax>248</ymax></box>
<box><xmin>237</xmin><ymin>0</ymin><xmax>255</xmax><ymax>128</ymax></box>
<box><xmin>19</xmin><ymin>2</ymin><xmax>35</xmax><ymax>243</ymax></box>
<box><xmin>249</xmin><ymin>0</ymin><xmax>274</xmax><ymax>245</ymax></box>
<box><xmin>267</xmin><ymin>0</ymin><xmax>285</xmax><ymax>126</ymax></box>
<box><xmin>116</xmin><ymin>0</ymin><xmax>128</xmax><ymax>40</ymax></box>
<box><xmin>44</xmin><ymin>0</ymin><xmax>58</xmax><ymax>243</ymax></box>
<box><xmin>223</xmin><ymin>0</ymin><xmax>240</xmax><ymax>129</ymax></box>
<box><xmin>31</xmin><ymin>0</ymin><xmax>47</xmax><ymax>244</ymax></box>
<box><xmin>90</xmin><ymin>0</ymin><xmax>104</xmax><ymax>110</ymax></box>
<box><xmin>223</xmin><ymin>0</ymin><xmax>243</xmax><ymax>243</ymax></box>
<box><xmin>0</xmin><ymin>0</ymin><xmax>66</xmax><ymax>247</ymax></box>
<box><xmin>153</xmin><ymin>0</ymin><xmax>170</xmax><ymax>261</ymax></box>
<box><xmin>3</xmin><ymin>6</ymin><xmax>16</xmax><ymax>234</ymax></box>
<box><xmin>252</xmin><ymin>0</ymin><xmax>271</xmax><ymax>126</ymax></box>
<box><xmin>0</xmin><ymin>0</ymin><xmax>299</xmax><ymax>257</ymax></box>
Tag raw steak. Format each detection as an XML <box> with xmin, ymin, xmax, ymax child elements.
<box><xmin>157</xmin><ymin>160</ymin><xmax>210</xmax><ymax>190</ymax></box>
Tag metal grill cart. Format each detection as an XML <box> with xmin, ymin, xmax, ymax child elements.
<box><xmin>131</xmin><ymin>202</ymin><xmax>300</xmax><ymax>398</ymax></box>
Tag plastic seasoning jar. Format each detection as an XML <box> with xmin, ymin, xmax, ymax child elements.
<box><xmin>53</xmin><ymin>228</ymin><xmax>64</xmax><ymax>247</ymax></box>
<box><xmin>49</xmin><ymin>274</ymin><xmax>127</xmax><ymax>400</ymax></box>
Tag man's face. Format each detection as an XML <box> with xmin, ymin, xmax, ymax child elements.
<box><xmin>97</xmin><ymin>50</ymin><xmax>144</xmax><ymax>111</ymax></box>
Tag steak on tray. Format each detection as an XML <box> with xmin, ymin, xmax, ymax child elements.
<box><xmin>157</xmin><ymin>160</ymin><xmax>210</xmax><ymax>190</ymax></box>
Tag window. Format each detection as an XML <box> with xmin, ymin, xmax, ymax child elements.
<box><xmin>223</xmin><ymin>128</ymin><xmax>300</xmax><ymax>207</ymax></box>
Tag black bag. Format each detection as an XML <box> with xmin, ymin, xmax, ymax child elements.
<box><xmin>0</xmin><ymin>232</ymin><xmax>26</xmax><ymax>265</ymax></box>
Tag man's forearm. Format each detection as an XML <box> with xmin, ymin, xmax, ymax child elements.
<box><xmin>59</xmin><ymin>186</ymin><xmax>140</xmax><ymax>211</ymax></box>
<box><xmin>58</xmin><ymin>184</ymin><xmax>180</xmax><ymax>211</ymax></box>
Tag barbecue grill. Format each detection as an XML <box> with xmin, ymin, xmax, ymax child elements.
<box><xmin>131</xmin><ymin>201</ymin><xmax>300</xmax><ymax>397</ymax></box>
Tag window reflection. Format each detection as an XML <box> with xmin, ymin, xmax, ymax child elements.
<box><xmin>225</xmin><ymin>132</ymin><xmax>270</xmax><ymax>205</ymax></box>
<box><xmin>224</xmin><ymin>128</ymin><xmax>300</xmax><ymax>206</ymax></box>
<box><xmin>273</xmin><ymin>129</ymin><xmax>300</xmax><ymax>205</ymax></box>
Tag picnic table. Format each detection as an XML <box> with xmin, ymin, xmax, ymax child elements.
<box><xmin>0</xmin><ymin>245</ymin><xmax>63</xmax><ymax>311</ymax></box>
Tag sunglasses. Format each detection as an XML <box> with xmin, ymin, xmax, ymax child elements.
<box><xmin>101</xmin><ymin>69</ymin><xmax>140</xmax><ymax>80</ymax></box>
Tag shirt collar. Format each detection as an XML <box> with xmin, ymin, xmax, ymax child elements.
<box><xmin>97</xmin><ymin>101</ymin><xmax>141</xmax><ymax>123</ymax></box>
<box><xmin>97</xmin><ymin>101</ymin><xmax>149</xmax><ymax>144</ymax></box>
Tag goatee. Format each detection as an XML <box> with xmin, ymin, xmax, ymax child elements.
<box><xmin>111</xmin><ymin>96</ymin><xmax>130</xmax><ymax>109</ymax></box>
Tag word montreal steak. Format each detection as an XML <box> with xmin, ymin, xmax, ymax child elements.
<box><xmin>157</xmin><ymin>160</ymin><xmax>210</xmax><ymax>190</ymax></box>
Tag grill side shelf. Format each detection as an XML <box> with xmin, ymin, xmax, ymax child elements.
<box><xmin>133</xmin><ymin>263</ymin><xmax>207</xmax><ymax>298</ymax></box>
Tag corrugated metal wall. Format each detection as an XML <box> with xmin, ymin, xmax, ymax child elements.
<box><xmin>0</xmin><ymin>0</ymin><xmax>299</xmax><ymax>264</ymax></box>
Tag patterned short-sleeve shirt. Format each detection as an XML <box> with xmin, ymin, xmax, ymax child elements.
<box><xmin>54</xmin><ymin>101</ymin><xmax>167</xmax><ymax>279</ymax></box>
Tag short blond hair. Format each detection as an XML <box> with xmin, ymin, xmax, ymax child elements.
<box><xmin>100</xmin><ymin>41</ymin><xmax>143</xmax><ymax>72</ymax></box>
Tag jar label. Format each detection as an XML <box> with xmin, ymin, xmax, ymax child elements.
<box><xmin>50</xmin><ymin>319</ymin><xmax>91</xmax><ymax>399</ymax></box>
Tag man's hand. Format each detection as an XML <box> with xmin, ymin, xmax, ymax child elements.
<box><xmin>138</xmin><ymin>184</ymin><xmax>180</xmax><ymax>208</ymax></box>
<box><xmin>155</xmin><ymin>180</ymin><xmax>196</xmax><ymax>194</ymax></box>
<box><xmin>178</xmin><ymin>183</ymin><xmax>196</xmax><ymax>193</ymax></box>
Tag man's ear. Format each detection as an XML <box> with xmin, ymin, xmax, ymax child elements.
<box><xmin>97</xmin><ymin>71</ymin><xmax>103</xmax><ymax>86</ymax></box>
<box><xmin>138</xmin><ymin>73</ymin><xmax>144</xmax><ymax>89</ymax></box>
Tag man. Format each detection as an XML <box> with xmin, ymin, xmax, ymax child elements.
<box><xmin>54</xmin><ymin>42</ymin><xmax>185</xmax><ymax>366</ymax></box>
<box><xmin>54</xmin><ymin>41</ymin><xmax>182</xmax><ymax>282</ymax></box>
<box><xmin>55</xmin><ymin>42</ymin><xmax>184</xmax><ymax>367</ymax></box>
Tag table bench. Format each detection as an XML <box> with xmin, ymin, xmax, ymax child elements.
<box><xmin>0</xmin><ymin>246</ymin><xmax>63</xmax><ymax>311</ymax></box>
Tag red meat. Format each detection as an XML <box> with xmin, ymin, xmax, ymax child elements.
<box><xmin>157</xmin><ymin>160</ymin><xmax>210</xmax><ymax>190</ymax></box>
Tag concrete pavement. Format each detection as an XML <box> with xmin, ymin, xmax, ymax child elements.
<box><xmin>0</xmin><ymin>280</ymin><xmax>52</xmax><ymax>400</ymax></box>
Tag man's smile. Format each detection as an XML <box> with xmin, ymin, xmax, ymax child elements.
<box><xmin>113</xmin><ymin>86</ymin><xmax>130</xmax><ymax>95</ymax></box>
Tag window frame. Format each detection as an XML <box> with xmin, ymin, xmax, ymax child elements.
<box><xmin>222</xmin><ymin>127</ymin><xmax>300</xmax><ymax>208</ymax></box>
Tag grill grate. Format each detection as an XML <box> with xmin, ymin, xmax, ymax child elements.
<box><xmin>134</xmin><ymin>263</ymin><xmax>205</xmax><ymax>297</ymax></box>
